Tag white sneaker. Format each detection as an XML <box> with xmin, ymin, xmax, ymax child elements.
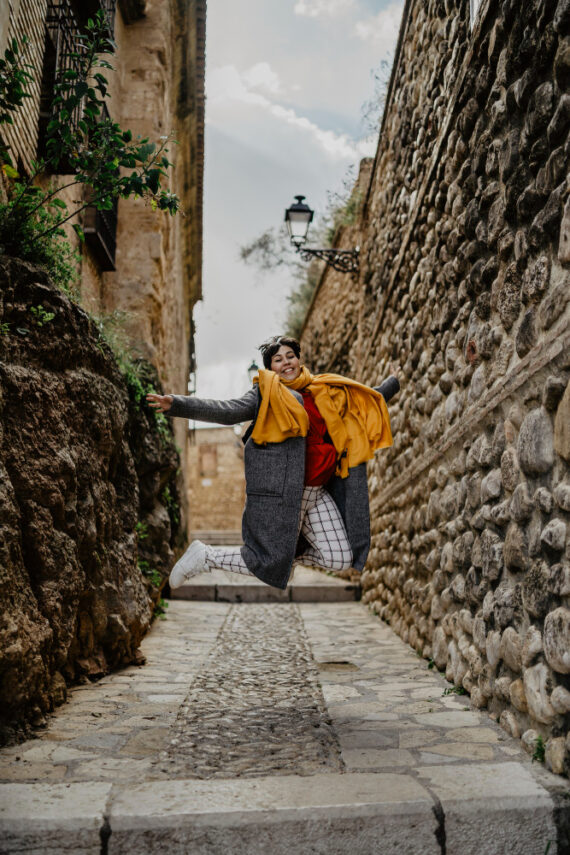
<box><xmin>169</xmin><ymin>540</ymin><xmax>209</xmax><ymax>589</ymax></box>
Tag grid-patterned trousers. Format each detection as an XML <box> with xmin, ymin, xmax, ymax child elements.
<box><xmin>205</xmin><ymin>485</ymin><xmax>353</xmax><ymax>577</ymax></box>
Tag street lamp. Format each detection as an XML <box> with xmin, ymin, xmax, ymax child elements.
<box><xmin>247</xmin><ymin>360</ymin><xmax>259</xmax><ymax>385</ymax></box>
<box><xmin>284</xmin><ymin>195</ymin><xmax>359</xmax><ymax>274</ymax></box>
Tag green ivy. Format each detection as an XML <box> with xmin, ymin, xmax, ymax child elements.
<box><xmin>532</xmin><ymin>734</ymin><xmax>545</xmax><ymax>764</ymax></box>
<box><xmin>138</xmin><ymin>558</ymin><xmax>161</xmax><ymax>589</ymax></box>
<box><xmin>161</xmin><ymin>485</ymin><xmax>180</xmax><ymax>527</ymax></box>
<box><xmin>135</xmin><ymin>521</ymin><xmax>148</xmax><ymax>541</ymax></box>
<box><xmin>153</xmin><ymin>598</ymin><xmax>169</xmax><ymax>620</ymax></box>
<box><xmin>29</xmin><ymin>304</ymin><xmax>55</xmax><ymax>326</ymax></box>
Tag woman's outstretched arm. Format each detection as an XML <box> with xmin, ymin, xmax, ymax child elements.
<box><xmin>375</xmin><ymin>375</ymin><xmax>400</xmax><ymax>402</ymax></box>
<box><xmin>146</xmin><ymin>388</ymin><xmax>258</xmax><ymax>425</ymax></box>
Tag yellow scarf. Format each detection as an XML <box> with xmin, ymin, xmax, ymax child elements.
<box><xmin>251</xmin><ymin>366</ymin><xmax>392</xmax><ymax>478</ymax></box>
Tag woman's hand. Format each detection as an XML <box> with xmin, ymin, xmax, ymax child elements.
<box><xmin>146</xmin><ymin>393</ymin><xmax>173</xmax><ymax>413</ymax></box>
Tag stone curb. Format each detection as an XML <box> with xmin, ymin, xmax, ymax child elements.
<box><xmin>0</xmin><ymin>766</ymin><xmax>561</xmax><ymax>855</ymax></box>
<box><xmin>0</xmin><ymin>781</ymin><xmax>113</xmax><ymax>854</ymax></box>
<box><xmin>172</xmin><ymin>581</ymin><xmax>361</xmax><ymax>603</ymax></box>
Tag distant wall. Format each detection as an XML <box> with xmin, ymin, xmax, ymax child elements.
<box><xmin>187</xmin><ymin>427</ymin><xmax>246</xmax><ymax>537</ymax></box>
<box><xmin>301</xmin><ymin>0</ymin><xmax>570</xmax><ymax>776</ymax></box>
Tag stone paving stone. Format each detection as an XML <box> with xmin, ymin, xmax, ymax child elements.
<box><xmin>157</xmin><ymin>603</ymin><xmax>344</xmax><ymax>779</ymax></box>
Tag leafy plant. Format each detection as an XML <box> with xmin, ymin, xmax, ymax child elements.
<box><xmin>0</xmin><ymin>14</ymin><xmax>180</xmax><ymax>282</ymax></box>
<box><xmin>29</xmin><ymin>304</ymin><xmax>55</xmax><ymax>326</ymax></box>
<box><xmin>532</xmin><ymin>734</ymin><xmax>545</xmax><ymax>764</ymax></box>
<box><xmin>427</xmin><ymin>659</ymin><xmax>435</xmax><ymax>670</ymax></box>
<box><xmin>0</xmin><ymin>322</ymin><xmax>10</xmax><ymax>335</ymax></box>
<box><xmin>442</xmin><ymin>685</ymin><xmax>467</xmax><ymax>696</ymax></box>
<box><xmin>0</xmin><ymin>180</ymin><xmax>81</xmax><ymax>290</ymax></box>
<box><xmin>161</xmin><ymin>485</ymin><xmax>180</xmax><ymax>527</ymax></box>
<box><xmin>135</xmin><ymin>521</ymin><xmax>149</xmax><ymax>541</ymax></box>
<box><xmin>154</xmin><ymin>598</ymin><xmax>169</xmax><ymax>620</ymax></box>
<box><xmin>138</xmin><ymin>558</ymin><xmax>161</xmax><ymax>589</ymax></box>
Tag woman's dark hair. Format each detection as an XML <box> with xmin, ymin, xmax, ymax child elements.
<box><xmin>258</xmin><ymin>335</ymin><xmax>301</xmax><ymax>369</ymax></box>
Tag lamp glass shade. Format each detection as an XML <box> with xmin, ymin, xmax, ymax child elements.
<box><xmin>247</xmin><ymin>360</ymin><xmax>259</xmax><ymax>384</ymax></box>
<box><xmin>284</xmin><ymin>195</ymin><xmax>313</xmax><ymax>246</ymax></box>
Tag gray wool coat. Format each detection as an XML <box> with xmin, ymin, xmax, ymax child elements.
<box><xmin>168</xmin><ymin>376</ymin><xmax>399</xmax><ymax>589</ymax></box>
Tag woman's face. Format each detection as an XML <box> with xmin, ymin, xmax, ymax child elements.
<box><xmin>270</xmin><ymin>344</ymin><xmax>301</xmax><ymax>380</ymax></box>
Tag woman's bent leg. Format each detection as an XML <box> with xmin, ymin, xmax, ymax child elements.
<box><xmin>298</xmin><ymin>486</ymin><xmax>352</xmax><ymax>572</ymax></box>
<box><xmin>169</xmin><ymin>541</ymin><xmax>255</xmax><ymax>589</ymax></box>
<box><xmin>205</xmin><ymin>546</ymin><xmax>255</xmax><ymax>577</ymax></box>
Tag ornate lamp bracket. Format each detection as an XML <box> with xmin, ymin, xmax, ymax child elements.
<box><xmin>295</xmin><ymin>245</ymin><xmax>359</xmax><ymax>274</ymax></box>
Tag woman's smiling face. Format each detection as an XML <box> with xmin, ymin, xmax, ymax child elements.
<box><xmin>270</xmin><ymin>344</ymin><xmax>301</xmax><ymax>380</ymax></box>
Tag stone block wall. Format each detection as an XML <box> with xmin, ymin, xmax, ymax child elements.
<box><xmin>301</xmin><ymin>0</ymin><xmax>570</xmax><ymax>774</ymax></box>
<box><xmin>187</xmin><ymin>427</ymin><xmax>246</xmax><ymax>537</ymax></box>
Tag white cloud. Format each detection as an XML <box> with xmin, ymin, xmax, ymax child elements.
<box><xmin>355</xmin><ymin>2</ymin><xmax>403</xmax><ymax>50</ymax></box>
<box><xmin>207</xmin><ymin>63</ymin><xmax>373</xmax><ymax>162</ymax></box>
<box><xmin>294</xmin><ymin>0</ymin><xmax>355</xmax><ymax>17</ymax></box>
<box><xmin>242</xmin><ymin>62</ymin><xmax>282</xmax><ymax>94</ymax></box>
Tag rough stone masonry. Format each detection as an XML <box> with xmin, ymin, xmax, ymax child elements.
<box><xmin>301</xmin><ymin>0</ymin><xmax>570</xmax><ymax>775</ymax></box>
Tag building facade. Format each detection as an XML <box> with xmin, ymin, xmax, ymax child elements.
<box><xmin>301</xmin><ymin>0</ymin><xmax>570</xmax><ymax>775</ymax></box>
<box><xmin>1</xmin><ymin>0</ymin><xmax>205</xmax><ymax>495</ymax></box>
<box><xmin>187</xmin><ymin>426</ymin><xmax>245</xmax><ymax>544</ymax></box>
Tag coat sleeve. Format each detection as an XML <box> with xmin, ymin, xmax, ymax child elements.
<box><xmin>374</xmin><ymin>375</ymin><xmax>400</xmax><ymax>402</ymax></box>
<box><xmin>167</xmin><ymin>387</ymin><xmax>258</xmax><ymax>425</ymax></box>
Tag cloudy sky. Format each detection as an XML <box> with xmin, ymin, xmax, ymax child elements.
<box><xmin>193</xmin><ymin>0</ymin><xmax>404</xmax><ymax>402</ymax></box>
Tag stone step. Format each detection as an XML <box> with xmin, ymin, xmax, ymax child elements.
<box><xmin>170</xmin><ymin>565</ymin><xmax>361</xmax><ymax>603</ymax></box>
<box><xmin>190</xmin><ymin>530</ymin><xmax>243</xmax><ymax>545</ymax></box>
<box><xmin>0</xmin><ymin>766</ymin><xmax>565</xmax><ymax>855</ymax></box>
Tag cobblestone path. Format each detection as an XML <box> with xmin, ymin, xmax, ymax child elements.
<box><xmin>0</xmin><ymin>590</ymin><xmax>568</xmax><ymax>854</ymax></box>
<box><xmin>158</xmin><ymin>603</ymin><xmax>343</xmax><ymax>778</ymax></box>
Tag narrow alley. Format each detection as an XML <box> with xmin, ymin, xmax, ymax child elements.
<box><xmin>0</xmin><ymin>569</ymin><xmax>567</xmax><ymax>854</ymax></box>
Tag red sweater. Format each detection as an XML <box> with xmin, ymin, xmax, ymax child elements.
<box><xmin>301</xmin><ymin>391</ymin><xmax>337</xmax><ymax>486</ymax></box>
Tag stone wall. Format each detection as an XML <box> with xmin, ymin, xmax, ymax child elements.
<box><xmin>0</xmin><ymin>257</ymin><xmax>181</xmax><ymax>742</ymax></box>
<box><xmin>301</xmin><ymin>0</ymin><xmax>570</xmax><ymax>775</ymax></box>
<box><xmin>187</xmin><ymin>426</ymin><xmax>245</xmax><ymax>538</ymax></box>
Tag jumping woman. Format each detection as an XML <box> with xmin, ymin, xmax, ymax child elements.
<box><xmin>146</xmin><ymin>336</ymin><xmax>399</xmax><ymax>591</ymax></box>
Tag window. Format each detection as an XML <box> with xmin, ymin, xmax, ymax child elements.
<box><xmin>39</xmin><ymin>0</ymin><xmax>117</xmax><ymax>164</ymax></box>
<box><xmin>199</xmin><ymin>446</ymin><xmax>218</xmax><ymax>478</ymax></box>
<box><xmin>39</xmin><ymin>1</ymin><xmax>119</xmax><ymax>269</ymax></box>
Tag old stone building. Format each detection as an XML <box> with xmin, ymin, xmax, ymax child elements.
<box><xmin>187</xmin><ymin>426</ymin><xmax>245</xmax><ymax>544</ymax></box>
<box><xmin>0</xmin><ymin>0</ymin><xmax>205</xmax><ymax>483</ymax></box>
<box><xmin>301</xmin><ymin>0</ymin><xmax>570</xmax><ymax>774</ymax></box>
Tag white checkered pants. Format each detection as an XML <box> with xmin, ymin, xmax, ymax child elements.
<box><xmin>205</xmin><ymin>485</ymin><xmax>353</xmax><ymax>577</ymax></box>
